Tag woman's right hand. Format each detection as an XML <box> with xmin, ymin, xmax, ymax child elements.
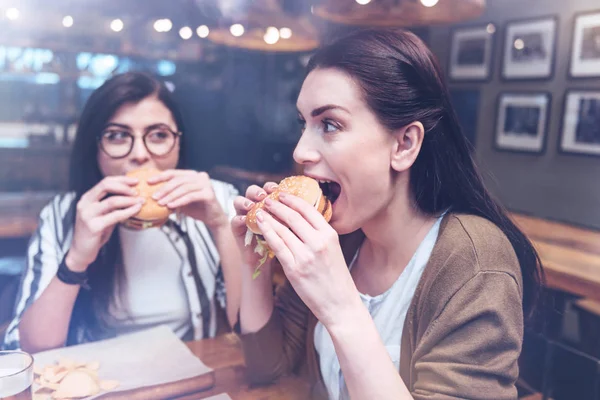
<box><xmin>67</xmin><ymin>176</ymin><xmax>144</xmax><ymax>271</ymax></box>
<box><xmin>231</xmin><ymin>182</ymin><xmax>279</xmax><ymax>272</ymax></box>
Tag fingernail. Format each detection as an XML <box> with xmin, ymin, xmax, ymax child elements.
<box><xmin>241</xmin><ymin>216</ymin><xmax>247</xmax><ymax>222</ymax></box>
<box><xmin>267</xmin><ymin>183</ymin><xmax>278</xmax><ymax>190</ymax></box>
<box><xmin>256</xmin><ymin>210</ymin><xmax>264</xmax><ymax>222</ymax></box>
<box><xmin>257</xmin><ymin>191</ymin><xmax>267</xmax><ymax>199</ymax></box>
<box><xmin>152</xmin><ymin>193</ymin><xmax>160</xmax><ymax>200</ymax></box>
<box><xmin>245</xmin><ymin>200</ymin><xmax>254</xmax><ymax>208</ymax></box>
<box><xmin>265</xmin><ymin>198</ymin><xmax>274</xmax><ymax>207</ymax></box>
<box><xmin>279</xmin><ymin>192</ymin><xmax>287</xmax><ymax>200</ymax></box>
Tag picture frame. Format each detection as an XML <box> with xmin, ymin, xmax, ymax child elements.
<box><xmin>501</xmin><ymin>16</ymin><xmax>558</xmax><ymax>80</ymax></box>
<box><xmin>494</xmin><ymin>92</ymin><xmax>551</xmax><ymax>154</ymax></box>
<box><xmin>449</xmin><ymin>24</ymin><xmax>496</xmax><ymax>82</ymax></box>
<box><xmin>559</xmin><ymin>90</ymin><xmax>600</xmax><ymax>156</ymax></box>
<box><xmin>569</xmin><ymin>10</ymin><xmax>600</xmax><ymax>78</ymax></box>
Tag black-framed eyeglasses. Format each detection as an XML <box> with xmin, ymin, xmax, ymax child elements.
<box><xmin>97</xmin><ymin>127</ymin><xmax>182</xmax><ymax>159</ymax></box>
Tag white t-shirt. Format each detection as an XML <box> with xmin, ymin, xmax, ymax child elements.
<box><xmin>111</xmin><ymin>226</ymin><xmax>193</xmax><ymax>339</ymax></box>
<box><xmin>314</xmin><ymin>215</ymin><xmax>443</xmax><ymax>400</ymax></box>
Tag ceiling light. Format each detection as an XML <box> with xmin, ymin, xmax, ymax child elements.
<box><xmin>230</xmin><ymin>24</ymin><xmax>244</xmax><ymax>37</ymax></box>
<box><xmin>197</xmin><ymin>25</ymin><xmax>209</xmax><ymax>38</ymax></box>
<box><xmin>111</xmin><ymin>19</ymin><xmax>124</xmax><ymax>32</ymax></box>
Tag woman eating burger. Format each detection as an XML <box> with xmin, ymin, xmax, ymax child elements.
<box><xmin>231</xmin><ymin>29</ymin><xmax>543</xmax><ymax>399</ymax></box>
<box><xmin>3</xmin><ymin>72</ymin><xmax>241</xmax><ymax>352</ymax></box>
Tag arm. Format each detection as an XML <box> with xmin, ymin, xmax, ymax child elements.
<box><xmin>12</xmin><ymin>178</ymin><xmax>142</xmax><ymax>352</ymax></box>
<box><xmin>239</xmin><ymin>277</ymin><xmax>310</xmax><ymax>384</ymax></box>
<box><xmin>327</xmin><ymin>297</ymin><xmax>413</xmax><ymax>399</ymax></box>
<box><xmin>206</xmin><ymin>219</ymin><xmax>242</xmax><ymax>328</ymax></box>
<box><xmin>3</xmin><ymin>201</ymin><xmax>75</xmax><ymax>352</ymax></box>
<box><xmin>230</xmin><ymin>183</ymin><xmax>310</xmax><ymax>384</ymax></box>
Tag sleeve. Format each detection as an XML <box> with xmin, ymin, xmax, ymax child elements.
<box><xmin>239</xmin><ymin>279</ymin><xmax>310</xmax><ymax>384</ymax></box>
<box><xmin>211</xmin><ymin>180</ymin><xmax>239</xmax><ymax>222</ymax></box>
<box><xmin>2</xmin><ymin>198</ymin><xmax>64</xmax><ymax>350</ymax></box>
<box><xmin>214</xmin><ymin>268</ymin><xmax>226</xmax><ymax>310</ymax></box>
<box><xmin>205</xmin><ymin>180</ymin><xmax>239</xmax><ymax>310</ymax></box>
<box><xmin>411</xmin><ymin>271</ymin><xmax>523</xmax><ymax>400</ymax></box>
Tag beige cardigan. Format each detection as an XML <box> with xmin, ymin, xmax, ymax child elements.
<box><xmin>239</xmin><ymin>214</ymin><xmax>524</xmax><ymax>400</ymax></box>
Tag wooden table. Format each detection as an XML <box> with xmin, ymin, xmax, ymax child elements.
<box><xmin>103</xmin><ymin>333</ymin><xmax>311</xmax><ymax>400</ymax></box>
<box><xmin>510</xmin><ymin>213</ymin><xmax>600</xmax><ymax>301</ymax></box>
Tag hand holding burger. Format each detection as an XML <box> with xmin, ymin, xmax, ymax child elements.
<box><xmin>235</xmin><ymin>176</ymin><xmax>332</xmax><ymax>278</ymax></box>
<box><xmin>233</xmin><ymin>175</ymin><xmax>355</xmax><ymax>328</ymax></box>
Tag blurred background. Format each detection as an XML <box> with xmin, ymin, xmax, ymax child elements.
<box><xmin>0</xmin><ymin>0</ymin><xmax>599</xmax><ymax>398</ymax></box>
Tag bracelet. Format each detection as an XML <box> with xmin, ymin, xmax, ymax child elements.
<box><xmin>56</xmin><ymin>255</ymin><xmax>90</xmax><ymax>290</ymax></box>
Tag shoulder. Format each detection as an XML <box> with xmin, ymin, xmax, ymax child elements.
<box><xmin>435</xmin><ymin>213</ymin><xmax>520</xmax><ymax>277</ymax></box>
<box><xmin>416</xmin><ymin>214</ymin><xmax>523</xmax><ymax>320</ymax></box>
<box><xmin>210</xmin><ymin>179</ymin><xmax>238</xmax><ymax>197</ymax></box>
<box><xmin>38</xmin><ymin>192</ymin><xmax>77</xmax><ymax>224</ymax></box>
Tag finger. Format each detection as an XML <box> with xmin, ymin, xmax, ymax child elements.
<box><xmin>95</xmin><ymin>202</ymin><xmax>144</xmax><ymax>229</ymax></box>
<box><xmin>157</xmin><ymin>182</ymin><xmax>201</xmax><ymax>206</ymax></box>
<box><xmin>263</xmin><ymin>181</ymin><xmax>279</xmax><ymax>194</ymax></box>
<box><xmin>264</xmin><ymin>197</ymin><xmax>318</xmax><ymax>246</ymax></box>
<box><xmin>234</xmin><ymin>196</ymin><xmax>255</xmax><ymax>215</ymax></box>
<box><xmin>166</xmin><ymin>190</ymin><xmax>210</xmax><ymax>209</ymax></box>
<box><xmin>256</xmin><ymin>210</ymin><xmax>296</xmax><ymax>267</ymax></box>
<box><xmin>245</xmin><ymin>185</ymin><xmax>269</xmax><ymax>202</ymax></box>
<box><xmin>146</xmin><ymin>169</ymin><xmax>178</xmax><ymax>184</ymax></box>
<box><xmin>231</xmin><ymin>215</ymin><xmax>249</xmax><ymax>239</ymax></box>
<box><xmin>279</xmin><ymin>192</ymin><xmax>330</xmax><ymax>230</ymax></box>
<box><xmin>95</xmin><ymin>195</ymin><xmax>145</xmax><ymax>216</ymax></box>
<box><xmin>155</xmin><ymin>174</ymin><xmax>210</xmax><ymax>201</ymax></box>
<box><xmin>151</xmin><ymin>175</ymin><xmax>189</xmax><ymax>200</ymax></box>
<box><xmin>81</xmin><ymin>177</ymin><xmax>138</xmax><ymax>203</ymax></box>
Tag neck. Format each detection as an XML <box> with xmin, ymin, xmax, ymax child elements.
<box><xmin>360</xmin><ymin>186</ymin><xmax>437</xmax><ymax>273</ymax></box>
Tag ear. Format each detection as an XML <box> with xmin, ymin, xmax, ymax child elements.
<box><xmin>390</xmin><ymin>121</ymin><xmax>425</xmax><ymax>173</ymax></box>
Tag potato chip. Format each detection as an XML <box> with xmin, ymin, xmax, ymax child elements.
<box><xmin>85</xmin><ymin>361</ymin><xmax>100</xmax><ymax>371</ymax></box>
<box><xmin>34</xmin><ymin>358</ymin><xmax>120</xmax><ymax>399</ymax></box>
<box><xmin>52</xmin><ymin>370</ymin><xmax>100</xmax><ymax>399</ymax></box>
<box><xmin>99</xmin><ymin>380</ymin><xmax>120</xmax><ymax>391</ymax></box>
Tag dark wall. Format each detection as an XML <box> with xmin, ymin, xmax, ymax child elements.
<box><xmin>429</xmin><ymin>0</ymin><xmax>600</xmax><ymax>229</ymax></box>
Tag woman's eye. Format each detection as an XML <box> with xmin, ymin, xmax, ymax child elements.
<box><xmin>104</xmin><ymin>131</ymin><xmax>129</xmax><ymax>142</ymax></box>
<box><xmin>297</xmin><ymin>118</ymin><xmax>306</xmax><ymax>132</ymax></box>
<box><xmin>322</xmin><ymin>120</ymin><xmax>339</xmax><ymax>133</ymax></box>
<box><xmin>147</xmin><ymin>130</ymin><xmax>170</xmax><ymax>142</ymax></box>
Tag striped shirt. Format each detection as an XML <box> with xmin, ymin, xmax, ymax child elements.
<box><xmin>2</xmin><ymin>179</ymin><xmax>238</xmax><ymax>350</ymax></box>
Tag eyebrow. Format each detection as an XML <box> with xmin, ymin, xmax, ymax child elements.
<box><xmin>103</xmin><ymin>122</ymin><xmax>175</xmax><ymax>132</ymax></box>
<box><xmin>297</xmin><ymin>104</ymin><xmax>350</xmax><ymax>118</ymax></box>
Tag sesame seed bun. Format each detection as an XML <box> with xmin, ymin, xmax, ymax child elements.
<box><xmin>122</xmin><ymin>167</ymin><xmax>171</xmax><ymax>230</ymax></box>
<box><xmin>246</xmin><ymin>175</ymin><xmax>332</xmax><ymax>234</ymax></box>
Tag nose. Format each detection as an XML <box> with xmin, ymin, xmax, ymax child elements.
<box><xmin>293</xmin><ymin>131</ymin><xmax>320</xmax><ymax>166</ymax></box>
<box><xmin>129</xmin><ymin>136</ymin><xmax>151</xmax><ymax>166</ymax></box>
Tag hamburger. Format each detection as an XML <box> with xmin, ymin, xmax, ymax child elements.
<box><xmin>122</xmin><ymin>167</ymin><xmax>172</xmax><ymax>230</ymax></box>
<box><xmin>245</xmin><ymin>175</ymin><xmax>333</xmax><ymax>278</ymax></box>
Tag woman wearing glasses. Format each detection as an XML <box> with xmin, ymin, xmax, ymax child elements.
<box><xmin>2</xmin><ymin>72</ymin><xmax>242</xmax><ymax>352</ymax></box>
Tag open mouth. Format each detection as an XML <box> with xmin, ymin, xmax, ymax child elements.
<box><xmin>318</xmin><ymin>180</ymin><xmax>342</xmax><ymax>204</ymax></box>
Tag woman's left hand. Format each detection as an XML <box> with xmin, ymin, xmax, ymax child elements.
<box><xmin>257</xmin><ymin>192</ymin><xmax>361</xmax><ymax>328</ymax></box>
<box><xmin>148</xmin><ymin>170</ymin><xmax>227</xmax><ymax>229</ymax></box>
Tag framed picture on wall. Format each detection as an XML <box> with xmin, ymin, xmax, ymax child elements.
<box><xmin>494</xmin><ymin>92</ymin><xmax>551</xmax><ymax>153</ymax></box>
<box><xmin>569</xmin><ymin>10</ymin><xmax>600</xmax><ymax>78</ymax></box>
<box><xmin>501</xmin><ymin>16</ymin><xmax>558</xmax><ymax>80</ymax></box>
<box><xmin>560</xmin><ymin>90</ymin><xmax>600</xmax><ymax>156</ymax></box>
<box><xmin>449</xmin><ymin>24</ymin><xmax>496</xmax><ymax>81</ymax></box>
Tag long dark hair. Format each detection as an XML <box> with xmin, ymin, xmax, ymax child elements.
<box><xmin>67</xmin><ymin>72</ymin><xmax>187</xmax><ymax>343</ymax></box>
<box><xmin>307</xmin><ymin>29</ymin><xmax>543</xmax><ymax>316</ymax></box>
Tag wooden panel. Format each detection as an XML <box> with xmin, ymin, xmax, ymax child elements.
<box><xmin>0</xmin><ymin>147</ymin><xmax>70</xmax><ymax>191</ymax></box>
